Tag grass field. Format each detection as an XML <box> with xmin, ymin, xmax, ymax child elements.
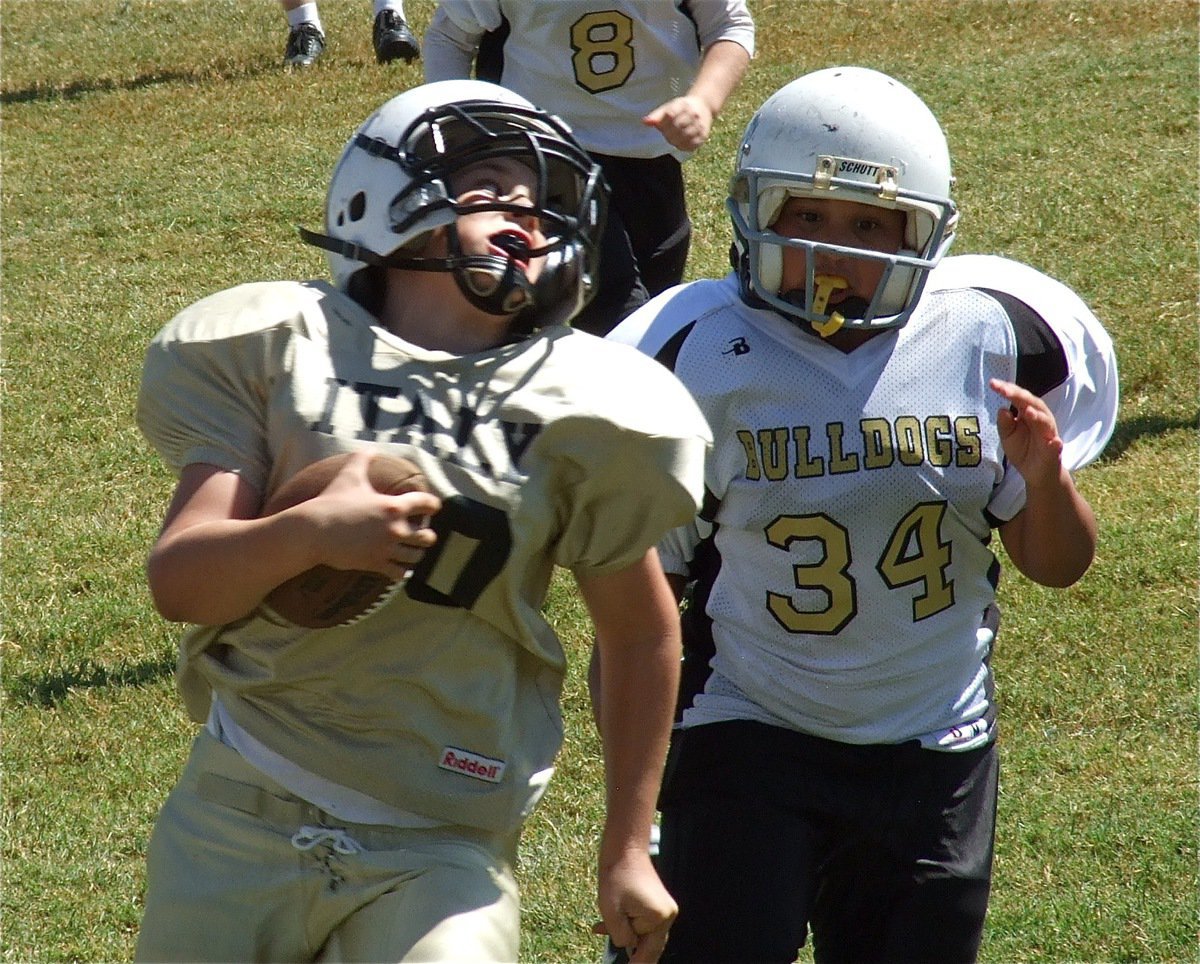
<box><xmin>2</xmin><ymin>1</ymin><xmax>1197</xmax><ymax>961</ymax></box>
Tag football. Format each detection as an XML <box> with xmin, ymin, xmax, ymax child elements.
<box><xmin>259</xmin><ymin>452</ymin><xmax>431</xmax><ymax>628</ymax></box>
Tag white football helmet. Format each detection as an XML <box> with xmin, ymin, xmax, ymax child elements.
<box><xmin>301</xmin><ymin>80</ymin><xmax>607</xmax><ymax>331</ymax></box>
<box><xmin>729</xmin><ymin>66</ymin><xmax>958</xmax><ymax>332</ymax></box>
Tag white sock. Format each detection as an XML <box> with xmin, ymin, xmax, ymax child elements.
<box><xmin>373</xmin><ymin>0</ymin><xmax>406</xmax><ymax>17</ymax></box>
<box><xmin>286</xmin><ymin>3</ymin><xmax>322</xmax><ymax>32</ymax></box>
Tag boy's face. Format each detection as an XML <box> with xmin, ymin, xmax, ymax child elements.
<box><xmin>449</xmin><ymin>157</ymin><xmax>548</xmax><ymax>287</ymax></box>
<box><xmin>772</xmin><ymin>195</ymin><xmax>907</xmax><ymax>311</ymax></box>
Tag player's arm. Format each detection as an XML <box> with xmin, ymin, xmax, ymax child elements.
<box><xmin>587</xmin><ymin>570</ymin><xmax>686</xmax><ymax>730</ymax></box>
<box><xmin>422</xmin><ymin>5</ymin><xmax>485</xmax><ymax>80</ymax></box>
<box><xmin>147</xmin><ymin>453</ymin><xmax>439</xmax><ymax>625</ymax></box>
<box><xmin>577</xmin><ymin>548</ymin><xmax>681</xmax><ymax>963</ymax></box>
<box><xmin>643</xmin><ymin>39</ymin><xmax>750</xmax><ymax>152</ymax></box>
<box><xmin>992</xmin><ymin>377</ymin><xmax>1097</xmax><ymax>587</ymax></box>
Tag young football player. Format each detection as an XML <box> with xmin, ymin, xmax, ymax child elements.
<box><xmin>605</xmin><ymin>66</ymin><xmax>1119</xmax><ymax>963</ymax></box>
<box><xmin>423</xmin><ymin>0</ymin><xmax>755</xmax><ymax>335</ymax></box>
<box><xmin>134</xmin><ymin>79</ymin><xmax>709</xmax><ymax>963</ymax></box>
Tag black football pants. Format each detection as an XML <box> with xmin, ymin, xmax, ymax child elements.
<box><xmin>656</xmin><ymin>720</ymin><xmax>998</xmax><ymax>964</ymax></box>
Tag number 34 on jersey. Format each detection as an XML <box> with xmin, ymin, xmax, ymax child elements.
<box><xmin>734</xmin><ymin>413</ymin><xmax>986</xmax><ymax>637</ymax></box>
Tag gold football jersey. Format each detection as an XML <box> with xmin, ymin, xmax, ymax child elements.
<box><xmin>138</xmin><ymin>279</ymin><xmax>710</xmax><ymax>832</ymax></box>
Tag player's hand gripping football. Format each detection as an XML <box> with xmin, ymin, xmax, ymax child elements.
<box><xmin>989</xmin><ymin>378</ymin><xmax>1066</xmax><ymax>490</ymax></box>
<box><xmin>295</xmin><ymin>451</ymin><xmax>441</xmax><ymax>581</ymax></box>
<box><xmin>595</xmin><ymin>848</ymin><xmax>677</xmax><ymax>963</ymax></box>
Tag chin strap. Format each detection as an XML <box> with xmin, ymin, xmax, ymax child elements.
<box><xmin>298</xmin><ymin>226</ymin><xmax>539</xmax><ymax>318</ymax></box>
<box><xmin>298</xmin><ymin>226</ymin><xmax>457</xmax><ymax>272</ymax></box>
<box><xmin>298</xmin><ymin>226</ymin><xmax>392</xmax><ymax>268</ymax></box>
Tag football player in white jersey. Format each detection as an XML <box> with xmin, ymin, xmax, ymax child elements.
<box><xmin>134</xmin><ymin>80</ymin><xmax>710</xmax><ymax>963</ymax></box>
<box><xmin>424</xmin><ymin>0</ymin><xmax>755</xmax><ymax>335</ymax></box>
<box><xmin>605</xmin><ymin>67</ymin><xmax>1119</xmax><ymax>962</ymax></box>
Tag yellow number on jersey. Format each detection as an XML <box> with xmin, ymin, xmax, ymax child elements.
<box><xmin>765</xmin><ymin>513</ymin><xmax>856</xmax><ymax>634</ymax></box>
<box><xmin>877</xmin><ymin>502</ymin><xmax>954</xmax><ymax>621</ymax></box>
<box><xmin>570</xmin><ymin>11</ymin><xmax>635</xmax><ymax>93</ymax></box>
<box><xmin>764</xmin><ymin>502</ymin><xmax>955</xmax><ymax>635</ymax></box>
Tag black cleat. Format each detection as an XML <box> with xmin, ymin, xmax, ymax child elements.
<box><xmin>284</xmin><ymin>22</ymin><xmax>325</xmax><ymax>67</ymax></box>
<box><xmin>373</xmin><ymin>10</ymin><xmax>420</xmax><ymax>64</ymax></box>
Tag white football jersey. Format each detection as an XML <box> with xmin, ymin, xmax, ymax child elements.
<box><xmin>425</xmin><ymin>0</ymin><xmax>755</xmax><ymax>159</ymax></box>
<box><xmin>609</xmin><ymin>258</ymin><xmax>1117</xmax><ymax>748</ymax></box>
<box><xmin>138</xmin><ymin>280</ymin><xmax>710</xmax><ymax>832</ymax></box>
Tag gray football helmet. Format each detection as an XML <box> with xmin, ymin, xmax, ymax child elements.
<box><xmin>302</xmin><ymin>80</ymin><xmax>607</xmax><ymax>331</ymax></box>
<box><xmin>730</xmin><ymin>66</ymin><xmax>958</xmax><ymax>333</ymax></box>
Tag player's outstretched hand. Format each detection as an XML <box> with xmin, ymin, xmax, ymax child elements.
<box><xmin>643</xmin><ymin>95</ymin><xmax>713</xmax><ymax>153</ymax></box>
<box><xmin>990</xmin><ymin>377</ymin><xmax>1065</xmax><ymax>489</ymax></box>
<box><xmin>595</xmin><ymin>850</ymin><xmax>677</xmax><ymax>963</ymax></box>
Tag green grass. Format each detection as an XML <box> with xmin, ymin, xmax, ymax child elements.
<box><xmin>3</xmin><ymin>1</ymin><xmax>1196</xmax><ymax>961</ymax></box>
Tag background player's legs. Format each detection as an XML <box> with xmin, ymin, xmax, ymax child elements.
<box><xmin>656</xmin><ymin>723</ymin><xmax>824</xmax><ymax>964</ymax></box>
<box><xmin>569</xmin><ymin>204</ymin><xmax>647</xmax><ymax>336</ymax></box>
<box><xmin>601</xmin><ymin>153</ymin><xmax>690</xmax><ymax>297</ymax></box>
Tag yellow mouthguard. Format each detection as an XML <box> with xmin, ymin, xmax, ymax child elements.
<box><xmin>811</xmin><ymin>274</ymin><xmax>849</xmax><ymax>338</ymax></box>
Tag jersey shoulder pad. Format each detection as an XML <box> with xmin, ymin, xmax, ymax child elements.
<box><xmin>928</xmin><ymin>254</ymin><xmax>1112</xmax><ymax>356</ymax></box>
<box><xmin>537</xmin><ymin>330</ymin><xmax>710</xmax><ymax>574</ymax></box>
<box><xmin>929</xmin><ymin>254</ymin><xmax>1118</xmax><ymax>468</ymax></box>
<box><xmin>552</xmin><ymin>328</ymin><xmax>712</xmax><ymax>443</ymax></box>
<box><xmin>156</xmin><ymin>280</ymin><xmax>351</xmax><ymax>346</ymax></box>
<box><xmin>607</xmin><ymin>275</ymin><xmax>742</xmax><ymax>360</ymax></box>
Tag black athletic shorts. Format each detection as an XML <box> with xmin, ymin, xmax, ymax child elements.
<box><xmin>657</xmin><ymin>719</ymin><xmax>998</xmax><ymax>964</ymax></box>
<box><xmin>570</xmin><ymin>152</ymin><xmax>690</xmax><ymax>336</ymax></box>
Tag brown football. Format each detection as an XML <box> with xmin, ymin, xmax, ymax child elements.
<box><xmin>259</xmin><ymin>453</ymin><xmax>430</xmax><ymax>629</ymax></box>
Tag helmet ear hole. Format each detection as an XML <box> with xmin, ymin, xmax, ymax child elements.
<box><xmin>348</xmin><ymin>192</ymin><xmax>367</xmax><ymax>222</ymax></box>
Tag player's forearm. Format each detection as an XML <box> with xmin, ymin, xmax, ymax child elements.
<box><xmin>587</xmin><ymin>570</ymin><xmax>686</xmax><ymax>732</ymax></box>
<box><xmin>147</xmin><ymin>514</ymin><xmax>320</xmax><ymax>625</ymax></box>
<box><xmin>578</xmin><ymin>552</ymin><xmax>681</xmax><ymax>860</ymax></box>
<box><xmin>595</xmin><ymin>595</ymin><xmax>681</xmax><ymax>859</ymax></box>
<box><xmin>596</xmin><ymin>628</ymin><xmax>678</xmax><ymax>863</ymax></box>
<box><xmin>688</xmin><ymin>39</ymin><xmax>750</xmax><ymax>118</ymax></box>
<box><xmin>1001</xmin><ymin>467</ymin><xmax>1097</xmax><ymax>587</ymax></box>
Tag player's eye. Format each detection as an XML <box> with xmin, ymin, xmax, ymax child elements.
<box><xmin>456</xmin><ymin>180</ymin><xmax>504</xmax><ymax>203</ymax></box>
<box><xmin>457</xmin><ymin>182</ymin><xmax>537</xmax><ymax>209</ymax></box>
<box><xmin>855</xmin><ymin>213</ymin><xmax>906</xmax><ymax>251</ymax></box>
<box><xmin>772</xmin><ymin>209</ymin><xmax>820</xmax><ymax>237</ymax></box>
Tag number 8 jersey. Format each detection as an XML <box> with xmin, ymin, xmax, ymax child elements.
<box><xmin>609</xmin><ymin>255</ymin><xmax>1118</xmax><ymax>750</ymax></box>
<box><xmin>137</xmin><ymin>279</ymin><xmax>709</xmax><ymax>833</ymax></box>
<box><xmin>426</xmin><ymin>0</ymin><xmax>755</xmax><ymax>160</ymax></box>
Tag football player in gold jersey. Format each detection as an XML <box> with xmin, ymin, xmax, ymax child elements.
<box><xmin>135</xmin><ymin>80</ymin><xmax>710</xmax><ymax>963</ymax></box>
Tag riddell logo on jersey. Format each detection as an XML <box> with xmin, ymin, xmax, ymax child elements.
<box><xmin>439</xmin><ymin>747</ymin><xmax>506</xmax><ymax>784</ymax></box>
